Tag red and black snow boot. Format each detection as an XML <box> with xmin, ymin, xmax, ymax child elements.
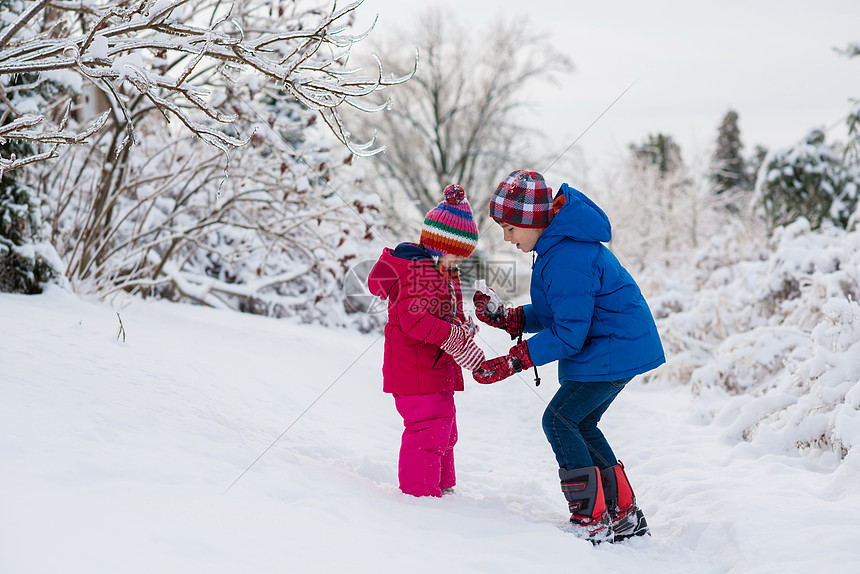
<box><xmin>559</xmin><ymin>466</ymin><xmax>612</xmax><ymax>544</ymax></box>
<box><xmin>600</xmin><ymin>461</ymin><xmax>650</xmax><ymax>542</ymax></box>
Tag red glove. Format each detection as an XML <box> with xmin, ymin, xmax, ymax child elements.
<box><xmin>473</xmin><ymin>290</ymin><xmax>525</xmax><ymax>339</ymax></box>
<box><xmin>440</xmin><ymin>324</ymin><xmax>486</xmax><ymax>371</ymax></box>
<box><xmin>472</xmin><ymin>340</ymin><xmax>534</xmax><ymax>384</ymax></box>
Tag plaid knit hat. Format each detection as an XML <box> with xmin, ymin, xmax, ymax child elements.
<box><xmin>489</xmin><ymin>170</ymin><xmax>554</xmax><ymax>228</ymax></box>
<box><xmin>419</xmin><ymin>184</ymin><xmax>479</xmax><ymax>258</ymax></box>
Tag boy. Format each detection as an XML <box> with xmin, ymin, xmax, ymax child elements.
<box><xmin>473</xmin><ymin>170</ymin><xmax>665</xmax><ymax>543</ymax></box>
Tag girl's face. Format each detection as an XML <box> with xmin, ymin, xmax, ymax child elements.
<box><xmin>497</xmin><ymin>221</ymin><xmax>545</xmax><ymax>252</ymax></box>
<box><xmin>438</xmin><ymin>253</ymin><xmax>464</xmax><ymax>269</ymax></box>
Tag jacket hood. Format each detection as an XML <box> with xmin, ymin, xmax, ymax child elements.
<box><xmin>392</xmin><ymin>242</ymin><xmax>434</xmax><ymax>261</ymax></box>
<box><xmin>535</xmin><ymin>183</ymin><xmax>611</xmax><ymax>253</ymax></box>
<box><xmin>367</xmin><ymin>243</ymin><xmax>434</xmax><ymax>300</ymax></box>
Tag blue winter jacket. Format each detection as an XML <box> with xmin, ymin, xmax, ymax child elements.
<box><xmin>523</xmin><ymin>184</ymin><xmax>665</xmax><ymax>382</ymax></box>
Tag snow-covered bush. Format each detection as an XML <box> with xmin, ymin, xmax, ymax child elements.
<box><xmin>648</xmin><ymin>217</ymin><xmax>860</xmax><ymax>462</ymax></box>
<box><xmin>641</xmin><ymin>217</ymin><xmax>769</xmax><ymax>385</ymax></box>
<box><xmin>37</xmin><ymin>102</ymin><xmax>387</xmax><ymax>328</ymax></box>
<box><xmin>2</xmin><ymin>0</ymin><xmax>407</xmax><ymax>328</ymax></box>
<box><xmin>753</xmin><ymin>129</ymin><xmax>857</xmax><ymax>232</ymax></box>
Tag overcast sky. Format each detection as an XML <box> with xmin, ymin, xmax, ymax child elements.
<box><xmin>353</xmin><ymin>0</ymin><xmax>860</xmax><ymax>179</ymax></box>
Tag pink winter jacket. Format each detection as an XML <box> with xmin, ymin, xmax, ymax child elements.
<box><xmin>367</xmin><ymin>244</ymin><xmax>465</xmax><ymax>395</ymax></box>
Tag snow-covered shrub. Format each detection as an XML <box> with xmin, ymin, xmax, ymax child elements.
<box><xmin>711</xmin><ymin>296</ymin><xmax>860</xmax><ymax>462</ymax></box>
<box><xmin>3</xmin><ymin>0</ymin><xmax>406</xmax><ymax>328</ymax></box>
<box><xmin>650</xmin><ymin>216</ymin><xmax>860</xmax><ymax>462</ymax></box>
<box><xmin>38</xmin><ymin>107</ymin><xmax>386</xmax><ymax>328</ymax></box>
<box><xmin>753</xmin><ymin>129</ymin><xmax>857</xmax><ymax>233</ymax></box>
<box><xmin>642</xmin><ymin>217</ymin><xmax>770</xmax><ymax>385</ymax></box>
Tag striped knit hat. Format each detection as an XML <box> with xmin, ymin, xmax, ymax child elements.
<box><xmin>489</xmin><ymin>170</ymin><xmax>554</xmax><ymax>228</ymax></box>
<box><xmin>419</xmin><ymin>185</ymin><xmax>479</xmax><ymax>258</ymax></box>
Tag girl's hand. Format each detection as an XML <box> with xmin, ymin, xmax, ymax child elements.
<box><xmin>453</xmin><ymin>316</ymin><xmax>479</xmax><ymax>339</ymax></box>
<box><xmin>441</xmin><ymin>324</ymin><xmax>485</xmax><ymax>371</ymax></box>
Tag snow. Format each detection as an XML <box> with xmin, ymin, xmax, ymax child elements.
<box><xmin>111</xmin><ymin>53</ymin><xmax>145</xmax><ymax>83</ymax></box>
<box><xmin>474</xmin><ymin>279</ymin><xmax>502</xmax><ymax>313</ymax></box>
<box><xmin>3</xmin><ymin>286</ymin><xmax>860</xmax><ymax>573</ymax></box>
<box><xmin>41</xmin><ymin>70</ymin><xmax>84</xmax><ymax>92</ymax></box>
<box><xmin>89</xmin><ymin>36</ymin><xmax>110</xmax><ymax>60</ymax></box>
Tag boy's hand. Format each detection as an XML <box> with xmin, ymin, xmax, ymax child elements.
<box><xmin>473</xmin><ymin>291</ymin><xmax>525</xmax><ymax>339</ymax></box>
<box><xmin>441</xmin><ymin>324</ymin><xmax>485</xmax><ymax>371</ymax></box>
<box><xmin>472</xmin><ymin>340</ymin><xmax>534</xmax><ymax>384</ymax></box>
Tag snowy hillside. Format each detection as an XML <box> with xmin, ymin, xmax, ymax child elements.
<box><xmin>2</xmin><ymin>286</ymin><xmax>860</xmax><ymax>573</ymax></box>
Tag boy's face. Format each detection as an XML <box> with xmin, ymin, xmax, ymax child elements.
<box><xmin>497</xmin><ymin>220</ymin><xmax>545</xmax><ymax>252</ymax></box>
<box><xmin>438</xmin><ymin>253</ymin><xmax>464</xmax><ymax>269</ymax></box>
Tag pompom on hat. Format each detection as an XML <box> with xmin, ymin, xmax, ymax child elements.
<box><xmin>419</xmin><ymin>184</ymin><xmax>479</xmax><ymax>258</ymax></box>
<box><xmin>489</xmin><ymin>170</ymin><xmax>554</xmax><ymax>228</ymax></box>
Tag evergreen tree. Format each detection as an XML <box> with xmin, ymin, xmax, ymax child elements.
<box><xmin>629</xmin><ymin>133</ymin><xmax>683</xmax><ymax>178</ymax></box>
<box><xmin>0</xmin><ymin>176</ymin><xmax>58</xmax><ymax>294</ymax></box>
<box><xmin>710</xmin><ymin>110</ymin><xmax>748</xmax><ymax>194</ymax></box>
<box><xmin>754</xmin><ymin>129</ymin><xmax>857</xmax><ymax>233</ymax></box>
<box><xmin>0</xmin><ymin>70</ymin><xmax>62</xmax><ymax>293</ymax></box>
<box><xmin>837</xmin><ymin>40</ymin><xmax>860</xmax><ymax>228</ymax></box>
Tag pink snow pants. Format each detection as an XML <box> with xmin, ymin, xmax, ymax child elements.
<box><xmin>393</xmin><ymin>391</ymin><xmax>458</xmax><ymax>497</ymax></box>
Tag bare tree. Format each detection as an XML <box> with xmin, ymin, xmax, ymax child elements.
<box><xmin>348</xmin><ymin>6</ymin><xmax>572</xmax><ymax>229</ymax></box>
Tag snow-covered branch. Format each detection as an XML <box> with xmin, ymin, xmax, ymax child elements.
<box><xmin>0</xmin><ymin>0</ymin><xmax>414</xmax><ymax>172</ymax></box>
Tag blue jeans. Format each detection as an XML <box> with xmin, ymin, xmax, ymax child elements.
<box><xmin>541</xmin><ymin>378</ymin><xmax>632</xmax><ymax>471</ymax></box>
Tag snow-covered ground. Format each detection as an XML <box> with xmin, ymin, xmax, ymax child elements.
<box><xmin>2</xmin><ymin>287</ymin><xmax>860</xmax><ymax>573</ymax></box>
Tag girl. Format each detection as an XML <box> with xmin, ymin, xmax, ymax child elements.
<box><xmin>472</xmin><ymin>170</ymin><xmax>665</xmax><ymax>543</ymax></box>
<box><xmin>367</xmin><ymin>185</ymin><xmax>484</xmax><ymax>497</ymax></box>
